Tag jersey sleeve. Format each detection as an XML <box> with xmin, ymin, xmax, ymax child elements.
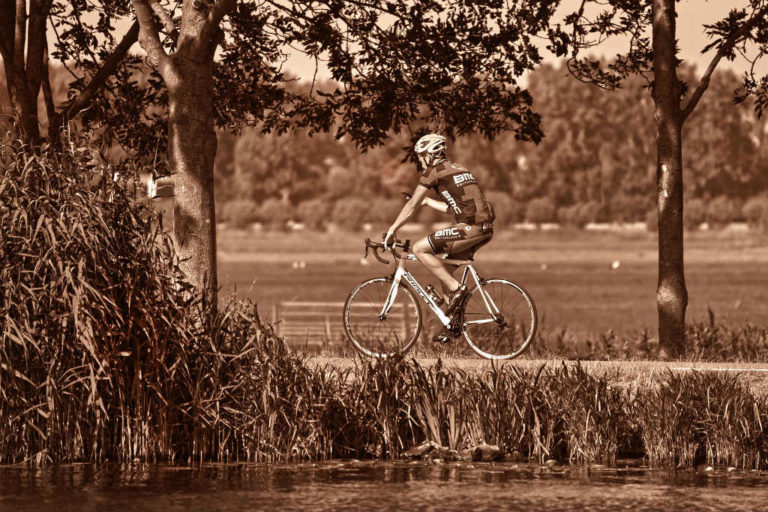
<box><xmin>418</xmin><ymin>169</ymin><xmax>437</xmax><ymax>189</ymax></box>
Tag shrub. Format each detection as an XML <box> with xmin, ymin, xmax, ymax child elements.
<box><xmin>297</xmin><ymin>198</ymin><xmax>331</xmax><ymax>229</ymax></box>
<box><xmin>526</xmin><ymin>197</ymin><xmax>557</xmax><ymax>224</ymax></box>
<box><xmin>220</xmin><ymin>199</ymin><xmax>260</xmax><ymax>228</ymax></box>
<box><xmin>707</xmin><ymin>195</ymin><xmax>741</xmax><ymax>227</ymax></box>
<box><xmin>743</xmin><ymin>196</ymin><xmax>768</xmax><ymax>231</ymax></box>
<box><xmin>485</xmin><ymin>191</ymin><xmax>524</xmax><ymax>228</ymax></box>
<box><xmin>609</xmin><ymin>195</ymin><xmax>647</xmax><ymax>222</ymax></box>
<box><xmin>558</xmin><ymin>201</ymin><xmax>600</xmax><ymax>228</ymax></box>
<box><xmin>332</xmin><ymin>197</ymin><xmax>370</xmax><ymax>231</ymax></box>
<box><xmin>684</xmin><ymin>198</ymin><xmax>707</xmax><ymax>230</ymax></box>
<box><xmin>259</xmin><ymin>197</ymin><xmax>293</xmax><ymax>229</ymax></box>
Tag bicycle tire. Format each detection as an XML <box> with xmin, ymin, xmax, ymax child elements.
<box><xmin>460</xmin><ymin>278</ymin><xmax>537</xmax><ymax>360</ymax></box>
<box><xmin>343</xmin><ymin>277</ymin><xmax>422</xmax><ymax>358</ymax></box>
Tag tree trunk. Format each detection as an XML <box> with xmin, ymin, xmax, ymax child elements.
<box><xmin>652</xmin><ymin>0</ymin><xmax>687</xmax><ymax>358</ymax></box>
<box><xmin>131</xmin><ymin>0</ymin><xmax>233</xmax><ymax>316</ymax></box>
<box><xmin>165</xmin><ymin>51</ymin><xmax>219</xmax><ymax>312</ymax></box>
<box><xmin>9</xmin><ymin>0</ymin><xmax>41</xmax><ymax>145</ymax></box>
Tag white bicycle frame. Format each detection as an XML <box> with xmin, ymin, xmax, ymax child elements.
<box><xmin>379</xmin><ymin>253</ymin><xmax>502</xmax><ymax>327</ymax></box>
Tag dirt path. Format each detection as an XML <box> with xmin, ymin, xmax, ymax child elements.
<box><xmin>307</xmin><ymin>358</ymin><xmax>768</xmax><ymax>395</ymax></box>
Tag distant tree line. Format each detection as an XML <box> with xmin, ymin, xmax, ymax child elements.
<box><xmin>3</xmin><ymin>60</ymin><xmax>766</xmax><ymax>232</ymax></box>
<box><xmin>208</xmin><ymin>63</ymin><xmax>768</xmax><ymax>231</ymax></box>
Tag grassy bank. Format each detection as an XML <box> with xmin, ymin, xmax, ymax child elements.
<box><xmin>3</xmin><ymin>299</ymin><xmax>768</xmax><ymax>468</ymax></box>
<box><xmin>3</xmin><ymin>145</ymin><xmax>767</xmax><ymax>469</ymax></box>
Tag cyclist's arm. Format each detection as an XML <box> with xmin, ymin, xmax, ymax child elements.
<box><xmin>421</xmin><ymin>197</ymin><xmax>448</xmax><ymax>212</ymax></box>
<box><xmin>388</xmin><ymin>185</ymin><xmax>429</xmax><ymax>234</ymax></box>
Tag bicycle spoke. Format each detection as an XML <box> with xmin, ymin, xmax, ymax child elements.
<box><xmin>344</xmin><ymin>279</ymin><xmax>421</xmax><ymax>357</ymax></box>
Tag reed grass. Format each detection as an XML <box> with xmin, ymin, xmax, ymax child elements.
<box><xmin>527</xmin><ymin>316</ymin><xmax>768</xmax><ymax>362</ymax></box>
<box><xmin>2</xmin><ymin>143</ymin><xmax>767</xmax><ymax>469</ymax></box>
<box><xmin>635</xmin><ymin>371</ymin><xmax>768</xmax><ymax>468</ymax></box>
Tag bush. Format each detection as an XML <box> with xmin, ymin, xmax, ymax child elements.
<box><xmin>485</xmin><ymin>191</ymin><xmax>524</xmax><ymax>228</ymax></box>
<box><xmin>259</xmin><ymin>197</ymin><xmax>293</xmax><ymax>229</ymax></box>
<box><xmin>557</xmin><ymin>201</ymin><xmax>601</xmax><ymax>228</ymax></box>
<box><xmin>608</xmin><ymin>195</ymin><xmax>647</xmax><ymax>222</ymax></box>
<box><xmin>220</xmin><ymin>199</ymin><xmax>260</xmax><ymax>228</ymax></box>
<box><xmin>684</xmin><ymin>198</ymin><xmax>707</xmax><ymax>230</ymax></box>
<box><xmin>526</xmin><ymin>197</ymin><xmax>557</xmax><ymax>224</ymax></box>
<box><xmin>707</xmin><ymin>195</ymin><xmax>741</xmax><ymax>227</ymax></box>
<box><xmin>332</xmin><ymin>197</ymin><xmax>371</xmax><ymax>231</ymax></box>
<box><xmin>743</xmin><ymin>196</ymin><xmax>768</xmax><ymax>231</ymax></box>
<box><xmin>297</xmin><ymin>198</ymin><xmax>331</xmax><ymax>229</ymax></box>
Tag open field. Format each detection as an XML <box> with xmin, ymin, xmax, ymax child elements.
<box><xmin>218</xmin><ymin>228</ymin><xmax>768</xmax><ymax>341</ymax></box>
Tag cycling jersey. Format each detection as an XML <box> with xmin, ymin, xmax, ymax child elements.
<box><xmin>419</xmin><ymin>160</ymin><xmax>494</xmax><ymax>225</ymax></box>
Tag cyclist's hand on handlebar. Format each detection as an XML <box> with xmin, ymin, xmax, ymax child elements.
<box><xmin>383</xmin><ymin>230</ymin><xmax>396</xmax><ymax>250</ymax></box>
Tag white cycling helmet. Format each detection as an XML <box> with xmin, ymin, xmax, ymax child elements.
<box><xmin>414</xmin><ymin>133</ymin><xmax>446</xmax><ymax>154</ymax></box>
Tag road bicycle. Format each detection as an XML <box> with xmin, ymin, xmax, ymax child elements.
<box><xmin>342</xmin><ymin>238</ymin><xmax>537</xmax><ymax>360</ymax></box>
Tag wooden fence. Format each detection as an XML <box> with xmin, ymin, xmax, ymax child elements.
<box><xmin>273</xmin><ymin>301</ymin><xmax>415</xmax><ymax>351</ymax></box>
<box><xmin>273</xmin><ymin>301</ymin><xmax>345</xmax><ymax>349</ymax></box>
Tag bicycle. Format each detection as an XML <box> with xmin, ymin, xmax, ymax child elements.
<box><xmin>342</xmin><ymin>238</ymin><xmax>537</xmax><ymax>360</ymax></box>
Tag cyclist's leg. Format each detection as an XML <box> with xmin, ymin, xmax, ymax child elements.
<box><xmin>412</xmin><ymin>236</ymin><xmax>462</xmax><ymax>293</ymax></box>
<box><xmin>439</xmin><ymin>264</ymin><xmax>460</xmax><ymax>303</ymax></box>
<box><xmin>448</xmin><ymin>231</ymin><xmax>493</xmax><ymax>260</ymax></box>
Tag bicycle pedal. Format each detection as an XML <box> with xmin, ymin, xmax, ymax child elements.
<box><xmin>432</xmin><ymin>333</ymin><xmax>453</xmax><ymax>344</ymax></box>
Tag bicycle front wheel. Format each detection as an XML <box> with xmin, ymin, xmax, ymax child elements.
<box><xmin>343</xmin><ymin>277</ymin><xmax>422</xmax><ymax>358</ymax></box>
<box><xmin>461</xmin><ymin>279</ymin><xmax>537</xmax><ymax>360</ymax></box>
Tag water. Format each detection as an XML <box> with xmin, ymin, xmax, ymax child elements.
<box><xmin>1</xmin><ymin>461</ymin><xmax>767</xmax><ymax>512</ymax></box>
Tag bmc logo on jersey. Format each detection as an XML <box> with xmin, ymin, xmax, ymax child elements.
<box><xmin>435</xmin><ymin>227</ymin><xmax>460</xmax><ymax>237</ymax></box>
<box><xmin>453</xmin><ymin>172</ymin><xmax>476</xmax><ymax>186</ymax></box>
<box><xmin>441</xmin><ymin>191</ymin><xmax>462</xmax><ymax>215</ymax></box>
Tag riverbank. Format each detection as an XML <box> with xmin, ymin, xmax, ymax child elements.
<box><xmin>3</xmin><ymin>304</ymin><xmax>767</xmax><ymax>468</ymax></box>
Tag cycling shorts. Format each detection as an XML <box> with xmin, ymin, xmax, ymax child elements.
<box><xmin>427</xmin><ymin>223</ymin><xmax>493</xmax><ymax>260</ymax></box>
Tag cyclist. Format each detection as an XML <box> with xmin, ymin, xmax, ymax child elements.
<box><xmin>384</xmin><ymin>133</ymin><xmax>495</xmax><ymax>342</ymax></box>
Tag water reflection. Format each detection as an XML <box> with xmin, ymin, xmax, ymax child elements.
<box><xmin>1</xmin><ymin>461</ymin><xmax>767</xmax><ymax>512</ymax></box>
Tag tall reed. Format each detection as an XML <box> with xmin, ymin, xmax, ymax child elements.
<box><xmin>1</xmin><ymin>143</ymin><xmax>203</xmax><ymax>464</ymax></box>
<box><xmin>635</xmin><ymin>371</ymin><xmax>768</xmax><ymax>468</ymax></box>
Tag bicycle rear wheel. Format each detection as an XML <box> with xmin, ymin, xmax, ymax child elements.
<box><xmin>343</xmin><ymin>277</ymin><xmax>422</xmax><ymax>358</ymax></box>
<box><xmin>461</xmin><ymin>279</ymin><xmax>537</xmax><ymax>360</ymax></box>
